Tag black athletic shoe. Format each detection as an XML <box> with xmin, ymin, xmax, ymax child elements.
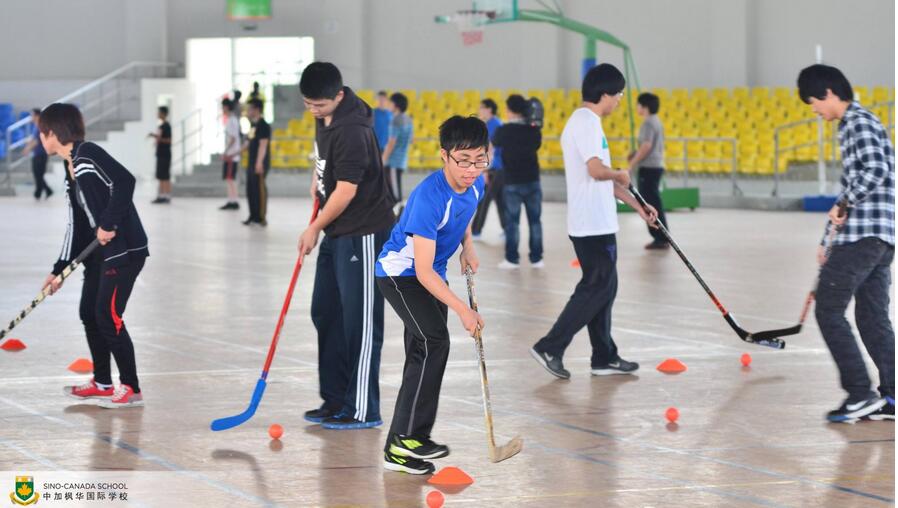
<box><xmin>258</xmin><ymin>220</ymin><xmax>267</xmax><ymax>227</ymax></box>
<box><xmin>386</xmin><ymin>434</ymin><xmax>449</xmax><ymax>460</ymax></box>
<box><xmin>383</xmin><ymin>452</ymin><xmax>435</xmax><ymax>475</ymax></box>
<box><xmin>862</xmin><ymin>397</ymin><xmax>895</xmax><ymax>422</ymax></box>
<box><xmin>645</xmin><ymin>240</ymin><xmax>670</xmax><ymax>250</ymax></box>
<box><xmin>151</xmin><ymin>197</ymin><xmax>170</xmax><ymax>204</ymax></box>
<box><xmin>303</xmin><ymin>406</ymin><xmax>339</xmax><ymax>423</ymax></box>
<box><xmin>530</xmin><ymin>347</ymin><xmax>570</xmax><ymax>379</ymax></box>
<box><xmin>45</xmin><ymin>189</ymin><xmax>53</xmax><ymax>199</ymax></box>
<box><xmin>219</xmin><ymin>202</ymin><xmax>239</xmax><ymax>210</ymax></box>
<box><xmin>321</xmin><ymin>415</ymin><xmax>383</xmax><ymax>429</ymax></box>
<box><xmin>827</xmin><ymin>395</ymin><xmax>886</xmax><ymax>423</ymax></box>
<box><xmin>591</xmin><ymin>358</ymin><xmax>640</xmax><ymax>376</ymax></box>
<box><xmin>242</xmin><ymin>218</ymin><xmax>254</xmax><ymax>225</ymax></box>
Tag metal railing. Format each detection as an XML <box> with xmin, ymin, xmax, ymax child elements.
<box><xmin>3</xmin><ymin>61</ymin><xmax>179</xmax><ymax>185</ymax></box>
<box><xmin>773</xmin><ymin>100</ymin><xmax>894</xmax><ymax>196</ymax></box>
<box><xmin>174</xmin><ymin>108</ymin><xmax>204</xmax><ymax>176</ymax></box>
<box><xmin>607</xmin><ymin>136</ymin><xmax>741</xmax><ymax>195</ymax></box>
<box><xmin>262</xmin><ymin>134</ymin><xmax>742</xmax><ymax>195</ymax></box>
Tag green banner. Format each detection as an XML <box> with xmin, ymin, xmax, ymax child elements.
<box><xmin>228</xmin><ymin>0</ymin><xmax>271</xmax><ymax>20</ymax></box>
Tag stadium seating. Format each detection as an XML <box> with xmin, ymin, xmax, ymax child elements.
<box><xmin>270</xmin><ymin>87</ymin><xmax>895</xmax><ymax>175</ymax></box>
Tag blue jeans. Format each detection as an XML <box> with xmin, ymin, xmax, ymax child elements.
<box><xmin>503</xmin><ymin>182</ymin><xmax>543</xmax><ymax>264</ymax></box>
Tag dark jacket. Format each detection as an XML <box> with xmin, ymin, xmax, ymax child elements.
<box><xmin>53</xmin><ymin>141</ymin><xmax>149</xmax><ymax>274</ymax></box>
<box><xmin>314</xmin><ymin>86</ymin><xmax>395</xmax><ymax>237</ymax></box>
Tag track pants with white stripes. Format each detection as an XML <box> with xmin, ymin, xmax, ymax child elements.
<box><xmin>311</xmin><ymin>228</ymin><xmax>390</xmax><ymax>422</ymax></box>
<box><xmin>377</xmin><ymin>275</ymin><xmax>450</xmax><ymax>441</ymax></box>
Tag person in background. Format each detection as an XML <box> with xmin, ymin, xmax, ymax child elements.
<box><xmin>374</xmin><ymin>90</ymin><xmax>393</xmax><ymax>153</ymax></box>
<box><xmin>381</xmin><ymin>92</ymin><xmax>413</xmax><ymax>205</ymax></box>
<box><xmin>471</xmin><ymin>98</ymin><xmax>505</xmax><ymax>240</ymax></box>
<box><xmin>219</xmin><ymin>98</ymin><xmax>241</xmax><ymax>211</ymax></box>
<box><xmin>628</xmin><ymin>92</ymin><xmax>669</xmax><ymax>249</ymax></box>
<box><xmin>493</xmin><ymin>94</ymin><xmax>543</xmax><ymax>269</ymax></box>
<box><xmin>242</xmin><ymin>99</ymin><xmax>271</xmax><ymax>226</ymax></box>
<box><xmin>149</xmin><ymin>106</ymin><xmax>172</xmax><ymax>204</ymax></box>
<box><xmin>22</xmin><ymin>108</ymin><xmax>52</xmax><ymax>200</ymax></box>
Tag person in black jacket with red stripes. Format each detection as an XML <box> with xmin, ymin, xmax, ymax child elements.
<box><xmin>38</xmin><ymin>103</ymin><xmax>149</xmax><ymax>409</ymax></box>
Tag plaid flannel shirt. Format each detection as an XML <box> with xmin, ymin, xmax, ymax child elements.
<box><xmin>825</xmin><ymin>101</ymin><xmax>895</xmax><ymax>246</ymax></box>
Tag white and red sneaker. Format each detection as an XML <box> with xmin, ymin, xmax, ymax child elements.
<box><xmin>96</xmin><ymin>384</ymin><xmax>143</xmax><ymax>409</ymax></box>
<box><xmin>63</xmin><ymin>378</ymin><xmax>114</xmax><ymax>400</ymax></box>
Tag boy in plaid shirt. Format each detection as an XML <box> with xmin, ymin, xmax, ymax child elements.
<box><xmin>798</xmin><ymin>64</ymin><xmax>895</xmax><ymax>423</ymax></box>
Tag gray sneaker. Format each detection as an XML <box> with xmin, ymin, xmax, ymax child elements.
<box><xmin>530</xmin><ymin>347</ymin><xmax>570</xmax><ymax>379</ymax></box>
<box><xmin>591</xmin><ymin>358</ymin><xmax>640</xmax><ymax>376</ymax></box>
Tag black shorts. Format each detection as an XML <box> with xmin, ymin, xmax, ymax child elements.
<box><xmin>155</xmin><ymin>154</ymin><xmax>171</xmax><ymax>181</ymax></box>
<box><xmin>222</xmin><ymin>159</ymin><xmax>238</xmax><ymax>180</ymax></box>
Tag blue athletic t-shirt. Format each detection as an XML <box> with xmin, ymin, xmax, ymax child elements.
<box><xmin>376</xmin><ymin>170</ymin><xmax>485</xmax><ymax>279</ymax></box>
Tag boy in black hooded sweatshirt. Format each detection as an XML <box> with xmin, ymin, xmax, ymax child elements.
<box><xmin>39</xmin><ymin>103</ymin><xmax>149</xmax><ymax>409</ymax></box>
<box><xmin>298</xmin><ymin>62</ymin><xmax>396</xmax><ymax>429</ymax></box>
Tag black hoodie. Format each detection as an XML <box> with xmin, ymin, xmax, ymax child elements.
<box><xmin>314</xmin><ymin>86</ymin><xmax>395</xmax><ymax>237</ymax></box>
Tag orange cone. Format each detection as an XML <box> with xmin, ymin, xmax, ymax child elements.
<box><xmin>427</xmin><ymin>466</ymin><xmax>474</xmax><ymax>486</ymax></box>
<box><xmin>0</xmin><ymin>339</ymin><xmax>26</xmax><ymax>351</ymax></box>
<box><xmin>656</xmin><ymin>358</ymin><xmax>687</xmax><ymax>374</ymax></box>
<box><xmin>68</xmin><ymin>358</ymin><xmax>94</xmax><ymax>374</ymax></box>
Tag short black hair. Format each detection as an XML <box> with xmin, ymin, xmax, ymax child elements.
<box><xmin>637</xmin><ymin>93</ymin><xmax>659</xmax><ymax>114</ymax></box>
<box><xmin>221</xmin><ymin>98</ymin><xmax>233</xmax><ymax>111</ymax></box>
<box><xmin>797</xmin><ymin>64</ymin><xmax>854</xmax><ymax>104</ymax></box>
<box><xmin>158</xmin><ymin>106</ymin><xmax>169</xmax><ymax>116</ymax></box>
<box><xmin>390</xmin><ymin>92</ymin><xmax>408</xmax><ymax>113</ymax></box>
<box><xmin>377</xmin><ymin>90</ymin><xmax>388</xmax><ymax>97</ymax></box>
<box><xmin>247</xmin><ymin>98</ymin><xmax>264</xmax><ymax>112</ymax></box>
<box><xmin>582</xmin><ymin>63</ymin><xmax>626</xmax><ymax>104</ymax></box>
<box><xmin>38</xmin><ymin>103</ymin><xmax>85</xmax><ymax>144</ymax></box>
<box><xmin>31</xmin><ymin>108</ymin><xmax>41</xmax><ymax>115</ymax></box>
<box><xmin>480</xmin><ymin>98</ymin><xmax>498</xmax><ymax>115</ymax></box>
<box><xmin>439</xmin><ymin>115</ymin><xmax>489</xmax><ymax>153</ymax></box>
<box><xmin>300</xmin><ymin>62</ymin><xmax>343</xmax><ymax>100</ymax></box>
<box><xmin>506</xmin><ymin>94</ymin><xmax>530</xmax><ymax>116</ymax></box>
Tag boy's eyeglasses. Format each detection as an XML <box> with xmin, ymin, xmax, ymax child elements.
<box><xmin>448</xmin><ymin>153</ymin><xmax>490</xmax><ymax>169</ymax></box>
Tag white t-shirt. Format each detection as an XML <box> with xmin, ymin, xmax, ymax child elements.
<box><xmin>224</xmin><ymin>115</ymin><xmax>241</xmax><ymax>161</ymax></box>
<box><xmin>561</xmin><ymin>108</ymin><xmax>619</xmax><ymax>237</ymax></box>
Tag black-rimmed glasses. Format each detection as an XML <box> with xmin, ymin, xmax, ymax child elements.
<box><xmin>447</xmin><ymin>152</ymin><xmax>490</xmax><ymax>169</ymax></box>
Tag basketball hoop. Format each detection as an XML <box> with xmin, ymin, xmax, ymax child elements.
<box><xmin>452</xmin><ymin>10</ymin><xmax>495</xmax><ymax>46</ymax></box>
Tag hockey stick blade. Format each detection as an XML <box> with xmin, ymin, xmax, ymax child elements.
<box><xmin>490</xmin><ymin>435</ymin><xmax>524</xmax><ymax>463</ymax></box>
<box><xmin>210</xmin><ymin>378</ymin><xmax>267</xmax><ymax>431</ymax></box>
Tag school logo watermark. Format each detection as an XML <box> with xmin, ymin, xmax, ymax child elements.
<box><xmin>10</xmin><ymin>476</ymin><xmax>39</xmax><ymax>505</ymax></box>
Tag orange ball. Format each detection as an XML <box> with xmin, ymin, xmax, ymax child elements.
<box><xmin>268</xmin><ymin>424</ymin><xmax>284</xmax><ymax>440</ymax></box>
<box><xmin>740</xmin><ymin>353</ymin><xmax>752</xmax><ymax>366</ymax></box>
<box><xmin>665</xmin><ymin>407</ymin><xmax>679</xmax><ymax>423</ymax></box>
<box><xmin>426</xmin><ymin>490</ymin><xmax>444</xmax><ymax>508</ymax></box>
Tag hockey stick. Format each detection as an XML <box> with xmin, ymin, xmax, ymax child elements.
<box><xmin>792</xmin><ymin>202</ymin><xmax>848</xmax><ymax>332</ymax></box>
<box><xmin>211</xmin><ymin>200</ymin><xmax>320</xmax><ymax>431</ymax></box>
<box><xmin>1</xmin><ymin>239</ymin><xmax>100</xmax><ymax>341</ymax></box>
<box><xmin>628</xmin><ymin>184</ymin><xmax>791</xmax><ymax>349</ymax></box>
<box><xmin>464</xmin><ymin>266</ymin><xmax>523</xmax><ymax>462</ymax></box>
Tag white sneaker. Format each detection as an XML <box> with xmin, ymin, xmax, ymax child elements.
<box><xmin>498</xmin><ymin>260</ymin><xmax>520</xmax><ymax>270</ymax></box>
<box><xmin>472</xmin><ymin>234</ymin><xmax>484</xmax><ymax>243</ymax></box>
<box><xmin>531</xmin><ymin>260</ymin><xmax>545</xmax><ymax>269</ymax></box>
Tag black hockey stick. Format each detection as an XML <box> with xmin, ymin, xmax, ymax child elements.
<box><xmin>628</xmin><ymin>184</ymin><xmax>790</xmax><ymax>349</ymax></box>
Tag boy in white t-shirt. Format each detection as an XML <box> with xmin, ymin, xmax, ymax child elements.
<box><xmin>220</xmin><ymin>98</ymin><xmax>241</xmax><ymax>210</ymax></box>
<box><xmin>530</xmin><ymin>63</ymin><xmax>658</xmax><ymax>379</ymax></box>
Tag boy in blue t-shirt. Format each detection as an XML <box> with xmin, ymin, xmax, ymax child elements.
<box><xmin>376</xmin><ymin>116</ymin><xmax>488</xmax><ymax>475</ymax></box>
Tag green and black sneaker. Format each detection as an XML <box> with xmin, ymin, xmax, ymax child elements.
<box><xmin>387</xmin><ymin>434</ymin><xmax>450</xmax><ymax>460</ymax></box>
<box><xmin>383</xmin><ymin>452</ymin><xmax>435</xmax><ymax>475</ymax></box>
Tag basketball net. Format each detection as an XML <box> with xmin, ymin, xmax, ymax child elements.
<box><xmin>455</xmin><ymin>10</ymin><xmax>491</xmax><ymax>46</ymax></box>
